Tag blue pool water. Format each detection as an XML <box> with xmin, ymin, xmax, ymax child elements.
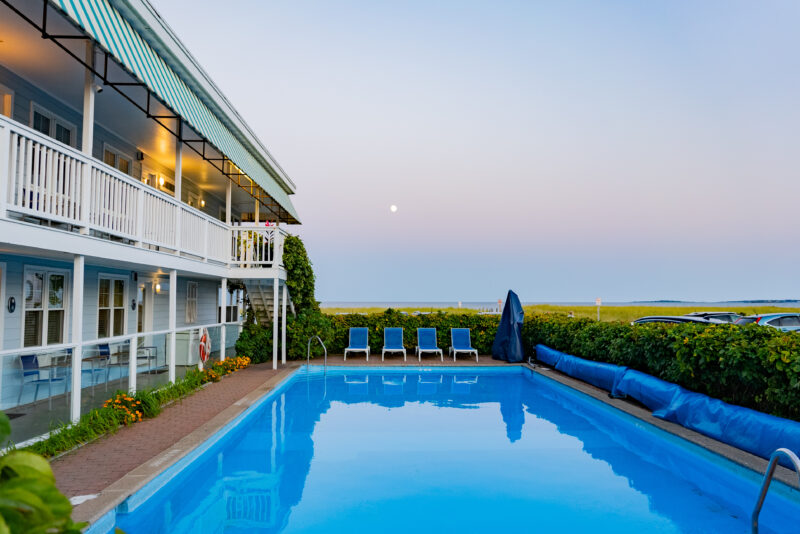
<box><xmin>108</xmin><ymin>367</ymin><xmax>799</xmax><ymax>533</ymax></box>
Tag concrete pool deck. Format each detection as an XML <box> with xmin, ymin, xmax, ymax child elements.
<box><xmin>57</xmin><ymin>355</ymin><xmax>798</xmax><ymax>527</ymax></box>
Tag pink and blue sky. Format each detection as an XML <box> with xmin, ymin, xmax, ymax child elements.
<box><xmin>154</xmin><ymin>0</ymin><xmax>800</xmax><ymax>302</ymax></box>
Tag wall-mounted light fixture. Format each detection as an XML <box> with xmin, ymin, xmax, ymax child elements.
<box><xmin>131</xmin><ymin>298</ymin><xmax>137</xmax><ymax>311</ymax></box>
<box><xmin>200</xmin><ymin>199</ymin><xmax>205</xmax><ymax>207</ymax></box>
<box><xmin>7</xmin><ymin>296</ymin><xmax>15</xmax><ymax>314</ymax></box>
<box><xmin>155</xmin><ymin>283</ymin><xmax>161</xmax><ymax>293</ymax></box>
<box><xmin>159</xmin><ymin>176</ymin><xmax>165</xmax><ymax>187</ymax></box>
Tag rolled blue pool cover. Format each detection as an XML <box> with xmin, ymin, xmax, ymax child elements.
<box><xmin>535</xmin><ymin>344</ymin><xmax>563</xmax><ymax>366</ymax></box>
<box><xmin>612</xmin><ymin>370</ymin><xmax>683</xmax><ymax>416</ymax></box>
<box><xmin>554</xmin><ymin>353</ymin><xmax>627</xmax><ymax>393</ymax></box>
<box><xmin>662</xmin><ymin>390</ymin><xmax>800</xmax><ymax>467</ymax></box>
<box><xmin>536</xmin><ymin>345</ymin><xmax>627</xmax><ymax>393</ymax></box>
<box><xmin>535</xmin><ymin>344</ymin><xmax>800</xmax><ymax>464</ymax></box>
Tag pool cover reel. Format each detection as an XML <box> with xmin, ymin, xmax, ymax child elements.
<box><xmin>535</xmin><ymin>344</ymin><xmax>800</xmax><ymax>467</ymax></box>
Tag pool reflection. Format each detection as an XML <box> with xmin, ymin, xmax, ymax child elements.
<box><xmin>115</xmin><ymin>371</ymin><xmax>797</xmax><ymax>534</ymax></box>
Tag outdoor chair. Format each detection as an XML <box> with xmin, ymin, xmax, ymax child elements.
<box><xmin>83</xmin><ymin>344</ymin><xmax>112</xmax><ymax>393</ymax></box>
<box><xmin>449</xmin><ymin>328</ymin><xmax>479</xmax><ymax>362</ymax></box>
<box><xmin>344</xmin><ymin>328</ymin><xmax>370</xmax><ymax>361</ymax></box>
<box><xmin>416</xmin><ymin>328</ymin><xmax>443</xmax><ymax>361</ymax></box>
<box><xmin>17</xmin><ymin>354</ymin><xmax>68</xmax><ymax>409</ymax></box>
<box><xmin>382</xmin><ymin>327</ymin><xmax>407</xmax><ymax>361</ymax></box>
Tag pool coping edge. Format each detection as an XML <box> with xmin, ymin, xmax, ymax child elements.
<box><xmin>74</xmin><ymin>364</ymin><xmax>301</xmax><ymax>530</ymax></box>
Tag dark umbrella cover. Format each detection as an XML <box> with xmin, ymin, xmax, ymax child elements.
<box><xmin>491</xmin><ymin>290</ymin><xmax>525</xmax><ymax>363</ymax></box>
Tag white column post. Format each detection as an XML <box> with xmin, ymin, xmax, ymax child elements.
<box><xmin>0</xmin><ymin>121</ymin><xmax>9</xmax><ymax>220</ymax></box>
<box><xmin>128</xmin><ymin>334</ymin><xmax>137</xmax><ymax>394</ymax></box>
<box><xmin>272</xmin><ymin>278</ymin><xmax>278</xmax><ymax>369</ymax></box>
<box><xmin>80</xmin><ymin>42</ymin><xmax>95</xmax><ymax>234</ymax></box>
<box><xmin>225</xmin><ymin>181</ymin><xmax>232</xmax><ymax>225</ymax></box>
<box><xmin>281</xmin><ymin>283</ymin><xmax>287</xmax><ymax>364</ymax></box>
<box><xmin>174</xmin><ymin>134</ymin><xmax>182</xmax><ymax>254</ymax></box>
<box><xmin>219</xmin><ymin>277</ymin><xmax>227</xmax><ymax>361</ymax></box>
<box><xmin>168</xmin><ymin>269</ymin><xmax>177</xmax><ymax>383</ymax></box>
<box><xmin>81</xmin><ymin>42</ymin><xmax>95</xmax><ymax>157</ymax></box>
<box><xmin>70</xmin><ymin>255</ymin><xmax>84</xmax><ymax>422</ymax></box>
<box><xmin>254</xmin><ymin>200</ymin><xmax>260</xmax><ymax>224</ymax></box>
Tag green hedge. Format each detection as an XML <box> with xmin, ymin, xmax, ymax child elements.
<box><xmin>324</xmin><ymin>310</ymin><xmax>500</xmax><ymax>356</ymax></box>
<box><xmin>318</xmin><ymin>311</ymin><xmax>800</xmax><ymax>420</ymax></box>
<box><xmin>521</xmin><ymin>315</ymin><xmax>800</xmax><ymax>420</ymax></box>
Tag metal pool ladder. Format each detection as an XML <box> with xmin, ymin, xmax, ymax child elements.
<box><xmin>307</xmin><ymin>336</ymin><xmax>327</xmax><ymax>369</ymax></box>
<box><xmin>751</xmin><ymin>448</ymin><xmax>800</xmax><ymax>533</ymax></box>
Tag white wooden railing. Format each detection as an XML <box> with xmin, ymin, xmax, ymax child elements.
<box><xmin>0</xmin><ymin>115</ymin><xmax>285</xmax><ymax>269</ymax></box>
<box><xmin>231</xmin><ymin>224</ymin><xmax>285</xmax><ymax>267</ymax></box>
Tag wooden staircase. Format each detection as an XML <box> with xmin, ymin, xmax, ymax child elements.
<box><xmin>244</xmin><ymin>280</ymin><xmax>294</xmax><ymax>325</ymax></box>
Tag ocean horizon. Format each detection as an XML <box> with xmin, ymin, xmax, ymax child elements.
<box><xmin>321</xmin><ymin>300</ymin><xmax>800</xmax><ymax>310</ymax></box>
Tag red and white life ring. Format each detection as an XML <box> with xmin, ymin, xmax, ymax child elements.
<box><xmin>199</xmin><ymin>327</ymin><xmax>211</xmax><ymax>363</ymax></box>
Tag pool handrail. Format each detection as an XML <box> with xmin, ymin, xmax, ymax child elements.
<box><xmin>307</xmin><ymin>336</ymin><xmax>327</xmax><ymax>369</ymax></box>
<box><xmin>751</xmin><ymin>447</ymin><xmax>800</xmax><ymax>534</ymax></box>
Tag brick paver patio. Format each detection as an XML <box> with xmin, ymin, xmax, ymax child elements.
<box><xmin>52</xmin><ymin>363</ymin><xmax>282</xmax><ymax>498</ymax></box>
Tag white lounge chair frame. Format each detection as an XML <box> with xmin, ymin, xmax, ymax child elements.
<box><xmin>344</xmin><ymin>346</ymin><xmax>370</xmax><ymax>361</ymax></box>
<box><xmin>382</xmin><ymin>346</ymin><xmax>407</xmax><ymax>361</ymax></box>
<box><xmin>416</xmin><ymin>329</ymin><xmax>443</xmax><ymax>361</ymax></box>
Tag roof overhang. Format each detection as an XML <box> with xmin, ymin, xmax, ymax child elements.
<box><xmin>45</xmin><ymin>0</ymin><xmax>299</xmax><ymax>223</ymax></box>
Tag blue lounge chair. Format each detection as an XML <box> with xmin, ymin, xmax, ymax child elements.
<box><xmin>344</xmin><ymin>328</ymin><xmax>370</xmax><ymax>361</ymax></box>
<box><xmin>382</xmin><ymin>327</ymin><xmax>407</xmax><ymax>361</ymax></box>
<box><xmin>449</xmin><ymin>328</ymin><xmax>479</xmax><ymax>362</ymax></box>
<box><xmin>416</xmin><ymin>328</ymin><xmax>443</xmax><ymax>361</ymax></box>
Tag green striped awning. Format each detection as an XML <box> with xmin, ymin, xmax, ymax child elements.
<box><xmin>52</xmin><ymin>0</ymin><xmax>299</xmax><ymax>222</ymax></box>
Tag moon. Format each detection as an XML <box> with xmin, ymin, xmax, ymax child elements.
<box><xmin>390</xmin><ymin>205</ymin><xmax>398</xmax><ymax>213</ymax></box>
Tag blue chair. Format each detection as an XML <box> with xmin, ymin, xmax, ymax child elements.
<box><xmin>382</xmin><ymin>328</ymin><xmax>407</xmax><ymax>361</ymax></box>
<box><xmin>416</xmin><ymin>328</ymin><xmax>443</xmax><ymax>361</ymax></box>
<box><xmin>449</xmin><ymin>328</ymin><xmax>479</xmax><ymax>362</ymax></box>
<box><xmin>344</xmin><ymin>328</ymin><xmax>370</xmax><ymax>361</ymax></box>
<box><xmin>84</xmin><ymin>344</ymin><xmax>112</xmax><ymax>393</ymax></box>
<box><xmin>17</xmin><ymin>354</ymin><xmax>68</xmax><ymax>409</ymax></box>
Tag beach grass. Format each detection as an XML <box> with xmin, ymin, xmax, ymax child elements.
<box><xmin>321</xmin><ymin>304</ymin><xmax>800</xmax><ymax>323</ymax></box>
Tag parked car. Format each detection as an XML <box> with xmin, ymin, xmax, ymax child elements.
<box><xmin>631</xmin><ymin>316</ymin><xmax>722</xmax><ymax>325</ymax></box>
<box><xmin>734</xmin><ymin>313</ymin><xmax>800</xmax><ymax>332</ymax></box>
<box><xmin>685</xmin><ymin>311</ymin><xmax>742</xmax><ymax>323</ymax></box>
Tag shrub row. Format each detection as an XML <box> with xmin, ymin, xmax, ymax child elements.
<box><xmin>324</xmin><ymin>310</ymin><xmax>501</xmax><ymax>356</ymax></box>
<box><xmin>521</xmin><ymin>316</ymin><xmax>800</xmax><ymax>421</ymax></box>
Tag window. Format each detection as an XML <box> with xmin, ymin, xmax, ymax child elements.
<box><xmin>142</xmin><ymin>167</ymin><xmax>174</xmax><ymax>194</ymax></box>
<box><xmin>780</xmin><ymin>316</ymin><xmax>800</xmax><ymax>327</ymax></box>
<box><xmin>98</xmin><ymin>277</ymin><xmax>126</xmax><ymax>338</ymax></box>
<box><xmin>103</xmin><ymin>145</ymin><xmax>132</xmax><ymax>176</ymax></box>
<box><xmin>30</xmin><ymin>104</ymin><xmax>76</xmax><ymax>148</ymax></box>
<box><xmin>23</xmin><ymin>269</ymin><xmax>68</xmax><ymax>347</ymax></box>
<box><xmin>186</xmin><ymin>282</ymin><xmax>198</xmax><ymax>324</ymax></box>
<box><xmin>0</xmin><ymin>83</ymin><xmax>13</xmax><ymax>118</ymax></box>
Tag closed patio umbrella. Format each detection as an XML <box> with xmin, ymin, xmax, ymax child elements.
<box><xmin>491</xmin><ymin>290</ymin><xmax>525</xmax><ymax>363</ymax></box>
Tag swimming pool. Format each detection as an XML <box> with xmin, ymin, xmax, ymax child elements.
<box><xmin>103</xmin><ymin>366</ymin><xmax>799</xmax><ymax>533</ymax></box>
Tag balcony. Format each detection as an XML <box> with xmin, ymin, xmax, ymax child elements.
<box><xmin>0</xmin><ymin>115</ymin><xmax>285</xmax><ymax>273</ymax></box>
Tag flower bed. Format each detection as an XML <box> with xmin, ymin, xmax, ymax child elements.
<box><xmin>25</xmin><ymin>356</ymin><xmax>252</xmax><ymax>458</ymax></box>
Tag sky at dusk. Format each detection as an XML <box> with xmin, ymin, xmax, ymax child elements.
<box><xmin>152</xmin><ymin>0</ymin><xmax>800</xmax><ymax>303</ymax></box>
